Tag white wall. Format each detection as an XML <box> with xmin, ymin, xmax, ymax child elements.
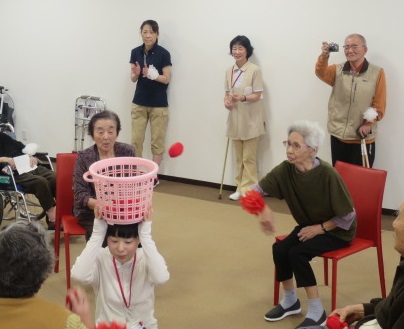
<box><xmin>0</xmin><ymin>0</ymin><xmax>402</xmax><ymax>209</ymax></box>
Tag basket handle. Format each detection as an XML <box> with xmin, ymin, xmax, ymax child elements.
<box><xmin>83</xmin><ymin>171</ymin><xmax>95</xmax><ymax>183</ymax></box>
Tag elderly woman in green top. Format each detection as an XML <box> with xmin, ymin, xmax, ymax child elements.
<box><xmin>253</xmin><ymin>120</ymin><xmax>357</xmax><ymax>329</ymax></box>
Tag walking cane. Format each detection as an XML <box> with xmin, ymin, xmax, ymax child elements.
<box><xmin>361</xmin><ymin>139</ymin><xmax>370</xmax><ymax>168</ymax></box>
<box><xmin>218</xmin><ymin>138</ymin><xmax>230</xmax><ymax>199</ymax></box>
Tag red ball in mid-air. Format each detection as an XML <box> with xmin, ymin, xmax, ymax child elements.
<box><xmin>168</xmin><ymin>142</ymin><xmax>184</xmax><ymax>158</ymax></box>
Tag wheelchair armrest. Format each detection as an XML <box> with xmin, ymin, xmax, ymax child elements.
<box><xmin>34</xmin><ymin>153</ymin><xmax>54</xmax><ymax>171</ymax></box>
<box><xmin>35</xmin><ymin>152</ymin><xmax>49</xmax><ymax>157</ymax></box>
<box><xmin>0</xmin><ymin>161</ymin><xmax>9</xmax><ymax>170</ymax></box>
<box><xmin>0</xmin><ymin>164</ymin><xmax>15</xmax><ymax>187</ymax></box>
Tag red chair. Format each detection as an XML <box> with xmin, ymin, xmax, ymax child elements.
<box><xmin>53</xmin><ymin>153</ymin><xmax>86</xmax><ymax>289</ymax></box>
<box><xmin>273</xmin><ymin>161</ymin><xmax>387</xmax><ymax>311</ymax></box>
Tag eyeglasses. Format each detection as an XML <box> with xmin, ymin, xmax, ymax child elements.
<box><xmin>342</xmin><ymin>44</ymin><xmax>366</xmax><ymax>51</ymax></box>
<box><xmin>282</xmin><ymin>140</ymin><xmax>310</xmax><ymax>151</ymax></box>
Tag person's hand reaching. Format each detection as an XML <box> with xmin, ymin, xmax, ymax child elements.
<box><xmin>330</xmin><ymin>304</ymin><xmax>365</xmax><ymax>326</ymax></box>
<box><xmin>94</xmin><ymin>202</ymin><xmax>102</xmax><ymax>220</ymax></box>
<box><xmin>258</xmin><ymin>206</ymin><xmax>276</xmax><ymax>235</ymax></box>
<box><xmin>66</xmin><ymin>287</ymin><xmax>93</xmax><ymax>328</ymax></box>
<box><xmin>143</xmin><ymin>205</ymin><xmax>153</xmax><ymax>222</ymax></box>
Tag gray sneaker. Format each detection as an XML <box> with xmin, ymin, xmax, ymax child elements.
<box><xmin>295</xmin><ymin>311</ymin><xmax>327</xmax><ymax>329</ymax></box>
<box><xmin>264</xmin><ymin>299</ymin><xmax>301</xmax><ymax>321</ymax></box>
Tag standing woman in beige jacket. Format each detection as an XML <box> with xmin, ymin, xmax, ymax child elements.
<box><xmin>224</xmin><ymin>35</ymin><xmax>266</xmax><ymax>201</ymax></box>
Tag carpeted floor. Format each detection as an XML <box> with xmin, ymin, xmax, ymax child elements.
<box><xmin>155</xmin><ymin>179</ymin><xmax>395</xmax><ymax>232</ymax></box>
<box><xmin>28</xmin><ymin>179</ymin><xmax>398</xmax><ymax>329</ymax></box>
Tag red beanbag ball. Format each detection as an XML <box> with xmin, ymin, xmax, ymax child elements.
<box><xmin>94</xmin><ymin>322</ymin><xmax>128</xmax><ymax>329</ymax></box>
<box><xmin>168</xmin><ymin>142</ymin><xmax>184</xmax><ymax>158</ymax></box>
<box><xmin>326</xmin><ymin>315</ymin><xmax>348</xmax><ymax>329</ymax></box>
<box><xmin>239</xmin><ymin>190</ymin><xmax>266</xmax><ymax>215</ymax></box>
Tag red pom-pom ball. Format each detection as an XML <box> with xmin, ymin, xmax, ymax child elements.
<box><xmin>94</xmin><ymin>321</ymin><xmax>128</xmax><ymax>329</ymax></box>
<box><xmin>239</xmin><ymin>190</ymin><xmax>266</xmax><ymax>215</ymax></box>
<box><xmin>326</xmin><ymin>314</ymin><xmax>348</xmax><ymax>329</ymax></box>
<box><xmin>168</xmin><ymin>142</ymin><xmax>184</xmax><ymax>158</ymax></box>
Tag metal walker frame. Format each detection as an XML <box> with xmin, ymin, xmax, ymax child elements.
<box><xmin>74</xmin><ymin>95</ymin><xmax>106</xmax><ymax>152</ymax></box>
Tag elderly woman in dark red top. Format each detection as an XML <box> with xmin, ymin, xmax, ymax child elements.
<box><xmin>73</xmin><ymin>110</ymin><xmax>135</xmax><ymax>240</ymax></box>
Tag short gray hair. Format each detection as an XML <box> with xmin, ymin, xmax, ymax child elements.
<box><xmin>345</xmin><ymin>33</ymin><xmax>367</xmax><ymax>47</ymax></box>
<box><xmin>0</xmin><ymin>221</ymin><xmax>54</xmax><ymax>298</ymax></box>
<box><xmin>287</xmin><ymin>120</ymin><xmax>325</xmax><ymax>151</ymax></box>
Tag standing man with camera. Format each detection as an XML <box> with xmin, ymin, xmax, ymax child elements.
<box><xmin>315</xmin><ymin>33</ymin><xmax>386</xmax><ymax>168</ymax></box>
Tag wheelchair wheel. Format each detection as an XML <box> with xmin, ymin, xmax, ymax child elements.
<box><xmin>18</xmin><ymin>194</ymin><xmax>46</xmax><ymax>221</ymax></box>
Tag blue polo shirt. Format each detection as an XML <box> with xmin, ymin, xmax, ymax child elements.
<box><xmin>129</xmin><ymin>43</ymin><xmax>172</xmax><ymax>107</ymax></box>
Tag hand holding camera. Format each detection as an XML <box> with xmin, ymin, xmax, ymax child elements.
<box><xmin>328</xmin><ymin>42</ymin><xmax>339</xmax><ymax>52</ymax></box>
<box><xmin>321</xmin><ymin>41</ymin><xmax>339</xmax><ymax>57</ymax></box>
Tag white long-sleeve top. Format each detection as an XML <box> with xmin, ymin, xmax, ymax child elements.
<box><xmin>71</xmin><ymin>219</ymin><xmax>169</xmax><ymax>329</ymax></box>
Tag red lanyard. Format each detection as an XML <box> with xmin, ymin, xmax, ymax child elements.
<box><xmin>231</xmin><ymin>65</ymin><xmax>244</xmax><ymax>88</ymax></box>
<box><xmin>113</xmin><ymin>255</ymin><xmax>136</xmax><ymax>308</ymax></box>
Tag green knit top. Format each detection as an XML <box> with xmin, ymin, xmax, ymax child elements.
<box><xmin>258</xmin><ymin>158</ymin><xmax>356</xmax><ymax>242</ymax></box>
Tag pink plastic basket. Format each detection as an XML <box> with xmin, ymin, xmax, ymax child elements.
<box><xmin>83</xmin><ymin>157</ymin><xmax>158</xmax><ymax>224</ymax></box>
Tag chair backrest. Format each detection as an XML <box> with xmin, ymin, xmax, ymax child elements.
<box><xmin>334</xmin><ymin>161</ymin><xmax>387</xmax><ymax>244</ymax></box>
<box><xmin>55</xmin><ymin>153</ymin><xmax>78</xmax><ymax>219</ymax></box>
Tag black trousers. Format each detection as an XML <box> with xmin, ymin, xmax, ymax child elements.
<box><xmin>331</xmin><ymin>135</ymin><xmax>375</xmax><ymax>168</ymax></box>
<box><xmin>77</xmin><ymin>212</ymin><xmax>95</xmax><ymax>241</ymax></box>
<box><xmin>14</xmin><ymin>166</ymin><xmax>56</xmax><ymax>211</ymax></box>
<box><xmin>78</xmin><ymin>212</ymin><xmax>109</xmax><ymax>247</ymax></box>
<box><xmin>273</xmin><ymin>225</ymin><xmax>349</xmax><ymax>288</ymax></box>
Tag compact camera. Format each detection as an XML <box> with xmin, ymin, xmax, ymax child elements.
<box><xmin>328</xmin><ymin>42</ymin><xmax>339</xmax><ymax>52</ymax></box>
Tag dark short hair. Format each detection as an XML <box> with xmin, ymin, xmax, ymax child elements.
<box><xmin>0</xmin><ymin>222</ymin><xmax>54</xmax><ymax>298</ymax></box>
<box><xmin>140</xmin><ymin>20</ymin><xmax>159</xmax><ymax>35</ymax></box>
<box><xmin>106</xmin><ymin>222</ymin><xmax>139</xmax><ymax>239</ymax></box>
<box><xmin>229</xmin><ymin>35</ymin><xmax>254</xmax><ymax>59</ymax></box>
<box><xmin>88</xmin><ymin>110</ymin><xmax>121</xmax><ymax>137</ymax></box>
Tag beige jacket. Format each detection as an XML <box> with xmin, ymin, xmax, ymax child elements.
<box><xmin>315</xmin><ymin>55</ymin><xmax>386</xmax><ymax>143</ymax></box>
<box><xmin>224</xmin><ymin>61</ymin><xmax>266</xmax><ymax>140</ymax></box>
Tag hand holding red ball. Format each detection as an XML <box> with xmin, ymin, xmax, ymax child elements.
<box><xmin>239</xmin><ymin>190</ymin><xmax>266</xmax><ymax>215</ymax></box>
<box><xmin>326</xmin><ymin>314</ymin><xmax>349</xmax><ymax>329</ymax></box>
